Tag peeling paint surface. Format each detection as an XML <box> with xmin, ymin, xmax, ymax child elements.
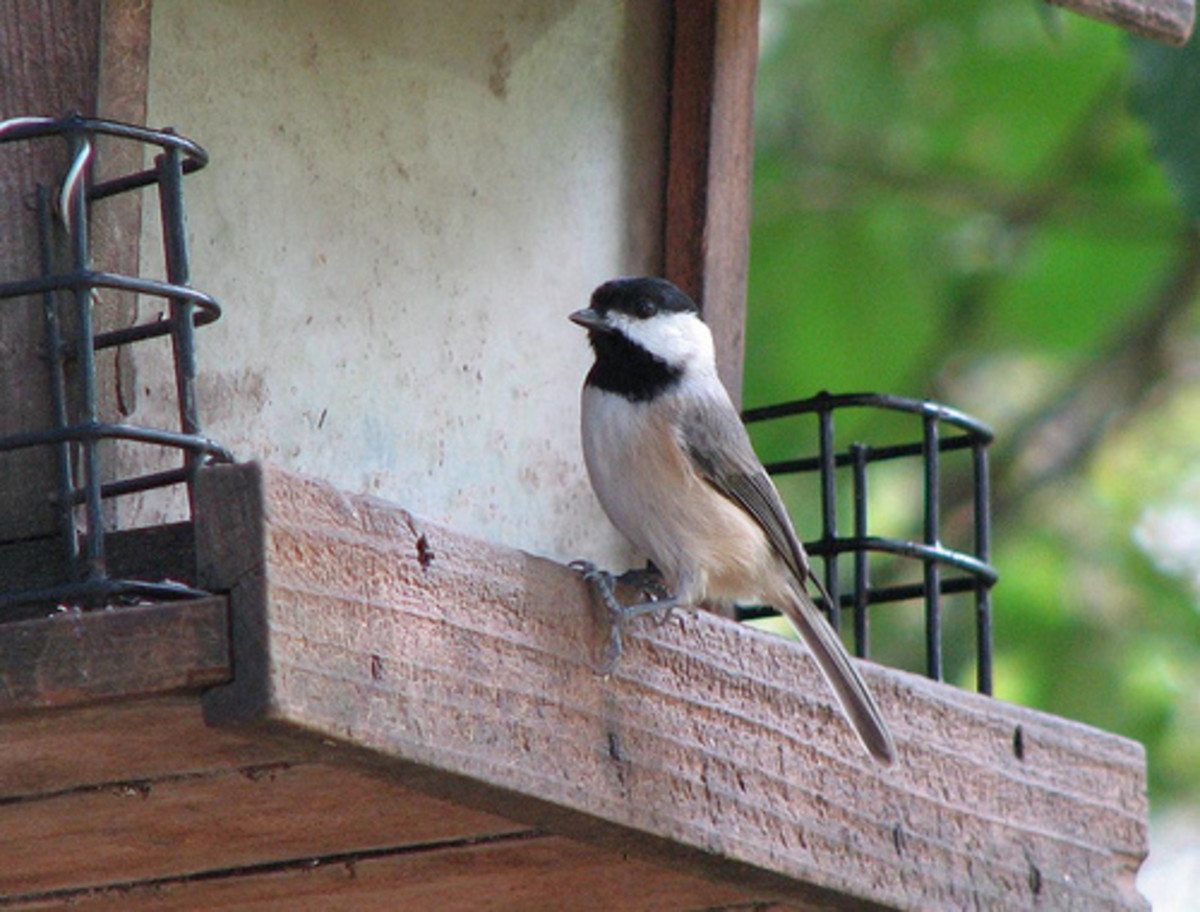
<box><xmin>132</xmin><ymin>0</ymin><xmax>667</xmax><ymax>568</ymax></box>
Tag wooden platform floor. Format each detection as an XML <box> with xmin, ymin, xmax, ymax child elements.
<box><xmin>0</xmin><ymin>606</ymin><xmax>786</xmax><ymax>910</ymax></box>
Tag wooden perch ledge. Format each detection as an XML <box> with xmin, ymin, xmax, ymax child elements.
<box><xmin>0</xmin><ymin>462</ymin><xmax>1149</xmax><ymax>909</ymax></box>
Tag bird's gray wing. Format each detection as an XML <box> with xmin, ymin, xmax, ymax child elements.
<box><xmin>678</xmin><ymin>398</ymin><xmax>813</xmax><ymax>586</ymax></box>
<box><xmin>679</xmin><ymin>397</ymin><xmax>896</xmax><ymax>765</ymax></box>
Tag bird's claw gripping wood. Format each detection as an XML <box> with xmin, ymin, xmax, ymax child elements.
<box><xmin>570</xmin><ymin>560</ymin><xmax>679</xmax><ymax>674</ymax></box>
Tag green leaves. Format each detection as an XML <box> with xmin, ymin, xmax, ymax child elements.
<box><xmin>749</xmin><ymin>1</ymin><xmax>1178</xmax><ymax>406</ymax></box>
<box><xmin>750</xmin><ymin>0</ymin><xmax>1200</xmax><ymax>805</ymax></box>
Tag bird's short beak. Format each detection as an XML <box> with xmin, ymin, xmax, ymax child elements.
<box><xmin>569</xmin><ymin>308</ymin><xmax>611</xmax><ymax>333</ymax></box>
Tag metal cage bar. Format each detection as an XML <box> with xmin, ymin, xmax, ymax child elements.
<box><xmin>742</xmin><ymin>391</ymin><xmax>998</xmax><ymax>694</ymax></box>
<box><xmin>817</xmin><ymin>407</ymin><xmax>840</xmax><ymax>632</ymax></box>
<box><xmin>0</xmin><ymin>114</ymin><xmax>231</xmax><ymax>615</ymax></box>
<box><xmin>850</xmin><ymin>443</ymin><xmax>869</xmax><ymax>658</ymax></box>
<box><xmin>973</xmin><ymin>444</ymin><xmax>994</xmax><ymax>694</ymax></box>
<box><xmin>37</xmin><ymin>185</ymin><xmax>80</xmax><ymax>582</ymax></box>
<box><xmin>922</xmin><ymin>412</ymin><xmax>942</xmax><ymax>681</ymax></box>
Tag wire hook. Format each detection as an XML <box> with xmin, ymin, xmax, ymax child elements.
<box><xmin>58</xmin><ymin>135</ymin><xmax>92</xmax><ymax>233</ymax></box>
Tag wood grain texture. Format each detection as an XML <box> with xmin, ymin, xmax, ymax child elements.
<box><xmin>0</xmin><ymin>697</ymin><xmax>298</xmax><ymax>799</ymax></box>
<box><xmin>1048</xmin><ymin>0</ymin><xmax>1195</xmax><ymax>45</ymax></box>
<box><xmin>0</xmin><ymin>753</ymin><xmax>526</xmax><ymax>899</ymax></box>
<box><xmin>664</xmin><ymin>0</ymin><xmax>759</xmax><ymax>404</ymax></box>
<box><xmin>0</xmin><ymin>697</ymin><xmax>780</xmax><ymax>911</ymax></box>
<box><xmin>0</xmin><ymin>696</ymin><xmax>523</xmax><ymax>896</ymax></box>
<box><xmin>9</xmin><ymin>835</ymin><xmax>770</xmax><ymax>912</ymax></box>
<box><xmin>0</xmin><ymin>0</ymin><xmax>102</xmax><ymax>541</ymax></box>
<box><xmin>194</xmin><ymin>462</ymin><xmax>1150</xmax><ymax>911</ymax></box>
<box><xmin>93</xmin><ymin>0</ymin><xmax>154</xmax><ymax>432</ymax></box>
<box><xmin>0</xmin><ymin>598</ymin><xmax>229</xmax><ymax>713</ymax></box>
<box><xmin>0</xmin><ymin>0</ymin><xmax>155</xmax><ymax>545</ymax></box>
<box><xmin>0</xmin><ymin>523</ymin><xmax>197</xmax><ymax>615</ymax></box>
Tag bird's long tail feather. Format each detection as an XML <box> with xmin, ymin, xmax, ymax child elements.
<box><xmin>777</xmin><ymin>584</ymin><xmax>896</xmax><ymax>766</ymax></box>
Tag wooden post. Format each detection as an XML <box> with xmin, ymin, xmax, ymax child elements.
<box><xmin>92</xmin><ymin>0</ymin><xmax>155</xmax><ymax>433</ymax></box>
<box><xmin>665</xmin><ymin>0</ymin><xmax>760</xmax><ymax>404</ymax></box>
<box><xmin>0</xmin><ymin>1</ymin><xmax>101</xmax><ymax>542</ymax></box>
<box><xmin>0</xmin><ymin>0</ymin><xmax>155</xmax><ymax>550</ymax></box>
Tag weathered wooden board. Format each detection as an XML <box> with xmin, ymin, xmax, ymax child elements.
<box><xmin>0</xmin><ymin>696</ymin><xmax>786</xmax><ymax>910</ymax></box>
<box><xmin>0</xmin><ymin>750</ymin><xmax>527</xmax><ymax>899</ymax></box>
<box><xmin>1048</xmin><ymin>0</ymin><xmax>1195</xmax><ymax>46</ymax></box>
<box><xmin>0</xmin><ymin>598</ymin><xmax>229</xmax><ymax>713</ymax></box>
<box><xmin>5</xmin><ymin>836</ymin><xmax>771</xmax><ymax>911</ymax></box>
<box><xmin>0</xmin><ymin>523</ymin><xmax>198</xmax><ymax>605</ymax></box>
<box><xmin>0</xmin><ymin>696</ymin><xmax>519</xmax><ymax>898</ymax></box>
<box><xmin>0</xmin><ymin>1</ymin><xmax>101</xmax><ymax>542</ymax></box>
<box><xmin>194</xmin><ymin>462</ymin><xmax>1150</xmax><ymax>911</ymax></box>
<box><xmin>665</xmin><ymin>0</ymin><xmax>759</xmax><ymax>404</ymax></box>
<box><xmin>0</xmin><ymin>696</ymin><xmax>292</xmax><ymax>798</ymax></box>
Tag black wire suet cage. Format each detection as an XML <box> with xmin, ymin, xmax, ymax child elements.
<box><xmin>743</xmin><ymin>391</ymin><xmax>998</xmax><ymax>694</ymax></box>
<box><xmin>0</xmin><ymin>114</ymin><xmax>230</xmax><ymax>616</ymax></box>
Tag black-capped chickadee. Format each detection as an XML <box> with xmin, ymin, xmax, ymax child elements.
<box><xmin>570</xmin><ymin>277</ymin><xmax>895</xmax><ymax>766</ymax></box>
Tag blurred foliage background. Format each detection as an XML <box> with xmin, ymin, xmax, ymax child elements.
<box><xmin>745</xmin><ymin>0</ymin><xmax>1200</xmax><ymax>874</ymax></box>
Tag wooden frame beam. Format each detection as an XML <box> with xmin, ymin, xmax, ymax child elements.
<box><xmin>0</xmin><ymin>598</ymin><xmax>229</xmax><ymax>714</ymax></box>
<box><xmin>664</xmin><ymin>0</ymin><xmax>760</xmax><ymax>403</ymax></box>
<box><xmin>0</xmin><ymin>0</ymin><xmax>153</xmax><ymax>545</ymax></box>
<box><xmin>0</xmin><ymin>0</ymin><xmax>103</xmax><ymax>542</ymax></box>
<box><xmin>192</xmin><ymin>462</ymin><xmax>1149</xmax><ymax>911</ymax></box>
<box><xmin>0</xmin><ymin>692</ymin><xmax>757</xmax><ymax>909</ymax></box>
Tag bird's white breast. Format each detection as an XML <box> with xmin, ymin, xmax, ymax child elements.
<box><xmin>580</xmin><ymin>384</ymin><xmax>776</xmax><ymax>606</ymax></box>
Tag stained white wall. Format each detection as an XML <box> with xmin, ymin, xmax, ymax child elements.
<box><xmin>129</xmin><ymin>0</ymin><xmax>667</xmax><ymax>566</ymax></box>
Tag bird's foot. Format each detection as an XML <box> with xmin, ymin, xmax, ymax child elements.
<box><xmin>569</xmin><ymin>560</ymin><xmax>678</xmax><ymax>674</ymax></box>
<box><xmin>569</xmin><ymin>560</ymin><xmax>625</xmax><ymax>673</ymax></box>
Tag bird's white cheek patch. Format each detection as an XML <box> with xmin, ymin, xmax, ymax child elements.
<box><xmin>611</xmin><ymin>312</ymin><xmax>715</xmax><ymax>369</ymax></box>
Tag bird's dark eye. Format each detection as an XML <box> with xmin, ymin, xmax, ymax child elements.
<box><xmin>632</xmin><ymin>298</ymin><xmax>658</xmax><ymax>319</ymax></box>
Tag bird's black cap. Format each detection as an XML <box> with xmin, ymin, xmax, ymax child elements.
<box><xmin>589</xmin><ymin>277</ymin><xmax>700</xmax><ymax>320</ymax></box>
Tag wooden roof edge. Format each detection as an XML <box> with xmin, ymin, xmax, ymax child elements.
<box><xmin>1048</xmin><ymin>0</ymin><xmax>1195</xmax><ymax>46</ymax></box>
<box><xmin>193</xmin><ymin>461</ymin><xmax>1149</xmax><ymax>912</ymax></box>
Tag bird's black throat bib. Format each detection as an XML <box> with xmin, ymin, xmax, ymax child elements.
<box><xmin>585</xmin><ymin>330</ymin><xmax>683</xmax><ymax>402</ymax></box>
